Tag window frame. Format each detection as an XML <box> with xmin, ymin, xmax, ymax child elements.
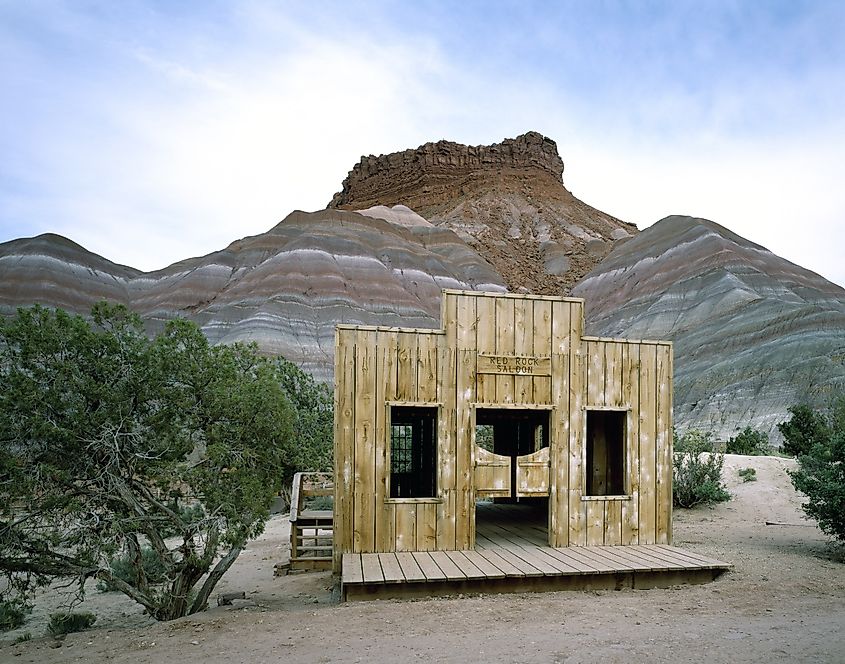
<box><xmin>582</xmin><ymin>406</ymin><xmax>632</xmax><ymax>500</ymax></box>
<box><xmin>385</xmin><ymin>402</ymin><xmax>442</xmax><ymax>504</ymax></box>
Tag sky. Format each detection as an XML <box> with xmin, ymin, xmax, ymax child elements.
<box><xmin>1</xmin><ymin>1</ymin><xmax>844</xmax><ymax>286</ymax></box>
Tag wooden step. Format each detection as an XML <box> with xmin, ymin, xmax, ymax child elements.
<box><xmin>289</xmin><ymin>472</ymin><xmax>335</xmax><ymax>571</ymax></box>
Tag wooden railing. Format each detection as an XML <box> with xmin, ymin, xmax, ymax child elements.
<box><xmin>289</xmin><ymin>472</ymin><xmax>334</xmax><ymax>571</ymax></box>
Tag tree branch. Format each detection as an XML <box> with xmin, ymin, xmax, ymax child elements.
<box><xmin>189</xmin><ymin>546</ymin><xmax>242</xmax><ymax>615</ymax></box>
<box><xmin>95</xmin><ymin>569</ymin><xmax>158</xmax><ymax>615</ymax></box>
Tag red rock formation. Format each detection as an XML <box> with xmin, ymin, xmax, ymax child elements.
<box><xmin>330</xmin><ymin>131</ymin><xmax>565</xmax><ymax>210</ymax></box>
<box><xmin>329</xmin><ymin>132</ymin><xmax>637</xmax><ymax>294</ymax></box>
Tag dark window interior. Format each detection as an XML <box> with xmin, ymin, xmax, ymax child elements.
<box><xmin>586</xmin><ymin>410</ymin><xmax>626</xmax><ymax>496</ymax></box>
<box><xmin>390</xmin><ymin>406</ymin><xmax>437</xmax><ymax>498</ymax></box>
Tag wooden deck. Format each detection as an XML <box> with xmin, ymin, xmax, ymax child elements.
<box><xmin>341</xmin><ymin>503</ymin><xmax>731</xmax><ymax>600</ymax></box>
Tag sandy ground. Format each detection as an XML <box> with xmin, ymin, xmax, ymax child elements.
<box><xmin>2</xmin><ymin>454</ymin><xmax>844</xmax><ymax>663</ymax></box>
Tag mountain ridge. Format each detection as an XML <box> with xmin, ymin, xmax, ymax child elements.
<box><xmin>573</xmin><ymin>215</ymin><xmax>845</xmax><ymax>442</ymax></box>
<box><xmin>2</xmin><ymin>133</ymin><xmax>844</xmax><ymax>443</ymax></box>
<box><xmin>0</xmin><ymin>209</ymin><xmax>507</xmax><ymax>379</ymax></box>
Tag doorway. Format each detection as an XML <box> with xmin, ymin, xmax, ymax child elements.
<box><xmin>474</xmin><ymin>408</ymin><xmax>550</xmax><ymax>545</ymax></box>
<box><xmin>475</xmin><ymin>408</ymin><xmax>549</xmax><ymax>498</ymax></box>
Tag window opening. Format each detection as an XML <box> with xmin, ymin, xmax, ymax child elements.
<box><xmin>390</xmin><ymin>406</ymin><xmax>437</xmax><ymax>498</ymax></box>
<box><xmin>586</xmin><ymin>410</ymin><xmax>626</xmax><ymax>495</ymax></box>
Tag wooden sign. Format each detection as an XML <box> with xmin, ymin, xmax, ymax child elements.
<box><xmin>477</xmin><ymin>354</ymin><xmax>551</xmax><ymax>376</ymax></box>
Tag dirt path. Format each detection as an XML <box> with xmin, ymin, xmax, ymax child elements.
<box><xmin>2</xmin><ymin>454</ymin><xmax>844</xmax><ymax>663</ymax></box>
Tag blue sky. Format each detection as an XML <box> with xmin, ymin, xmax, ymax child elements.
<box><xmin>1</xmin><ymin>1</ymin><xmax>844</xmax><ymax>286</ymax></box>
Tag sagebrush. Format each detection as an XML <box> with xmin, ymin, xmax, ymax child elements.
<box><xmin>738</xmin><ymin>467</ymin><xmax>757</xmax><ymax>482</ymax></box>
<box><xmin>0</xmin><ymin>599</ymin><xmax>29</xmax><ymax>632</ymax></box>
<box><xmin>47</xmin><ymin>612</ymin><xmax>96</xmax><ymax>636</ymax></box>
<box><xmin>672</xmin><ymin>429</ymin><xmax>731</xmax><ymax>508</ymax></box>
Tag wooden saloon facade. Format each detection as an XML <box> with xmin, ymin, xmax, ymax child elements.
<box><xmin>332</xmin><ymin>289</ymin><xmax>701</xmax><ymax>596</ymax></box>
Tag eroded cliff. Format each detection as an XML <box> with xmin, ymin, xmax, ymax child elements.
<box><xmin>330</xmin><ymin>132</ymin><xmax>637</xmax><ymax>294</ymax></box>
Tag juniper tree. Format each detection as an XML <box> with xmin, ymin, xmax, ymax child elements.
<box><xmin>0</xmin><ymin>304</ymin><xmax>301</xmax><ymax>620</ymax></box>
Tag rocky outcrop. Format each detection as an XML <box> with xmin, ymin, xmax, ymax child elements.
<box><xmin>330</xmin><ymin>131</ymin><xmax>564</xmax><ymax>210</ymax></box>
<box><xmin>573</xmin><ymin>215</ymin><xmax>845</xmax><ymax>443</ymax></box>
<box><xmin>0</xmin><ymin>209</ymin><xmax>506</xmax><ymax>380</ymax></box>
<box><xmin>329</xmin><ymin>132</ymin><xmax>637</xmax><ymax>294</ymax></box>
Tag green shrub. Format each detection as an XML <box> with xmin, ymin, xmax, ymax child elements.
<box><xmin>0</xmin><ymin>599</ymin><xmax>30</xmax><ymax>631</ymax></box>
<box><xmin>673</xmin><ymin>428</ymin><xmax>715</xmax><ymax>455</ymax></box>
<box><xmin>738</xmin><ymin>467</ymin><xmax>757</xmax><ymax>482</ymax></box>
<box><xmin>727</xmin><ymin>427</ymin><xmax>771</xmax><ymax>455</ymax></box>
<box><xmin>778</xmin><ymin>404</ymin><xmax>829</xmax><ymax>456</ymax></box>
<box><xmin>673</xmin><ymin>429</ymin><xmax>731</xmax><ymax>508</ymax></box>
<box><xmin>0</xmin><ymin>304</ymin><xmax>299</xmax><ymax>621</ymax></box>
<box><xmin>97</xmin><ymin>546</ymin><xmax>169</xmax><ymax>592</ymax></box>
<box><xmin>789</xmin><ymin>430</ymin><xmax>845</xmax><ymax>542</ymax></box>
<box><xmin>47</xmin><ymin>612</ymin><xmax>96</xmax><ymax>636</ymax></box>
<box><xmin>304</xmin><ymin>495</ymin><xmax>334</xmax><ymax>511</ymax></box>
<box><xmin>13</xmin><ymin>631</ymin><xmax>32</xmax><ymax>644</ymax></box>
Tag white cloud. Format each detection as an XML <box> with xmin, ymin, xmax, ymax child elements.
<box><xmin>2</xmin><ymin>8</ymin><xmax>455</xmax><ymax>270</ymax></box>
<box><xmin>1</xmin><ymin>1</ymin><xmax>843</xmax><ymax>290</ymax></box>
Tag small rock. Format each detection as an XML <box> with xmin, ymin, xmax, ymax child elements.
<box><xmin>217</xmin><ymin>591</ymin><xmax>246</xmax><ymax>606</ymax></box>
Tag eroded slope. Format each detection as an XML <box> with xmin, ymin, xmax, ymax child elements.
<box><xmin>573</xmin><ymin>215</ymin><xmax>845</xmax><ymax>440</ymax></box>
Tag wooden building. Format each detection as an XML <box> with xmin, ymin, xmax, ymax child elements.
<box><xmin>333</xmin><ymin>289</ymin><xmax>676</xmax><ymax>585</ymax></box>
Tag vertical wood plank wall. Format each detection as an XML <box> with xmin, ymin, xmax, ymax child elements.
<box><xmin>333</xmin><ymin>290</ymin><xmax>673</xmax><ymax>570</ymax></box>
<box><xmin>579</xmin><ymin>336</ymin><xmax>673</xmax><ymax>546</ymax></box>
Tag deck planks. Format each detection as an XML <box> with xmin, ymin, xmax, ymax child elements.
<box><xmin>343</xmin><ymin>538</ymin><xmax>731</xmax><ymax>599</ymax></box>
<box><xmin>342</xmin><ymin>552</ymin><xmax>364</xmax><ymax>584</ymax></box>
<box><xmin>360</xmin><ymin>554</ymin><xmax>384</xmax><ymax>583</ymax></box>
<box><xmin>473</xmin><ymin>548</ymin><xmax>524</xmax><ymax>577</ymax></box>
<box><xmin>377</xmin><ymin>553</ymin><xmax>405</xmax><ymax>583</ymax></box>
<box><xmin>412</xmin><ymin>552</ymin><xmax>448</xmax><ymax>581</ymax></box>
<box><xmin>428</xmin><ymin>551</ymin><xmax>467</xmax><ymax>580</ymax></box>
<box><xmin>653</xmin><ymin>545</ymin><xmax>729</xmax><ymax>568</ymax></box>
<box><xmin>342</xmin><ymin>506</ymin><xmax>732</xmax><ymax>599</ymax></box>
<box><xmin>461</xmin><ymin>550</ymin><xmax>507</xmax><ymax>578</ymax></box>
<box><xmin>395</xmin><ymin>552</ymin><xmax>427</xmax><ymax>582</ymax></box>
<box><xmin>446</xmin><ymin>551</ymin><xmax>487</xmax><ymax>580</ymax></box>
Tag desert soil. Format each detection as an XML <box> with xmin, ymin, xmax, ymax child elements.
<box><xmin>2</xmin><ymin>454</ymin><xmax>844</xmax><ymax>664</ymax></box>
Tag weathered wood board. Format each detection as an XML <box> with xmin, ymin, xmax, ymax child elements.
<box><xmin>333</xmin><ymin>290</ymin><xmax>673</xmax><ymax>571</ymax></box>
